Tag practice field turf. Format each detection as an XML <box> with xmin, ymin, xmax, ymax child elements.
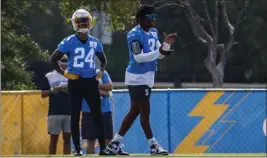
<box><xmin>1</xmin><ymin>154</ymin><xmax>266</xmax><ymax>158</ymax></box>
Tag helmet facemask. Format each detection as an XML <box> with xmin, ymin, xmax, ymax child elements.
<box><xmin>71</xmin><ymin>9</ymin><xmax>92</xmax><ymax>33</ymax></box>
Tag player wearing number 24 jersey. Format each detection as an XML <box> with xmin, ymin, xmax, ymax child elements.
<box><xmin>105</xmin><ymin>5</ymin><xmax>177</xmax><ymax>156</ymax></box>
<box><xmin>49</xmin><ymin>9</ymin><xmax>110</xmax><ymax>156</ymax></box>
<box><xmin>58</xmin><ymin>35</ymin><xmax>103</xmax><ymax>78</ymax></box>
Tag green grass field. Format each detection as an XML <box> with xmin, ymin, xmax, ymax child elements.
<box><xmin>1</xmin><ymin>154</ymin><xmax>266</xmax><ymax>158</ymax></box>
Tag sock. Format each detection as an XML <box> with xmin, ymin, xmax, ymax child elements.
<box><xmin>112</xmin><ymin>133</ymin><xmax>123</xmax><ymax>142</ymax></box>
<box><xmin>148</xmin><ymin>137</ymin><xmax>156</xmax><ymax>146</ymax></box>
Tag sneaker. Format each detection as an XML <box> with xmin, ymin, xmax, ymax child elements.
<box><xmin>99</xmin><ymin>148</ymin><xmax>116</xmax><ymax>155</ymax></box>
<box><xmin>73</xmin><ymin>148</ymin><xmax>83</xmax><ymax>156</ymax></box>
<box><xmin>150</xmin><ymin>142</ymin><xmax>168</xmax><ymax>155</ymax></box>
<box><xmin>107</xmin><ymin>141</ymin><xmax>129</xmax><ymax>155</ymax></box>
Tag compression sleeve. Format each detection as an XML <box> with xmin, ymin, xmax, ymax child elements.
<box><xmin>129</xmin><ymin>39</ymin><xmax>160</xmax><ymax>63</ymax></box>
<box><xmin>133</xmin><ymin>49</ymin><xmax>161</xmax><ymax>63</ymax></box>
<box><xmin>129</xmin><ymin>32</ymin><xmax>170</xmax><ymax>63</ymax></box>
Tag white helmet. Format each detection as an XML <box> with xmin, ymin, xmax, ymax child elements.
<box><xmin>71</xmin><ymin>9</ymin><xmax>92</xmax><ymax>33</ymax></box>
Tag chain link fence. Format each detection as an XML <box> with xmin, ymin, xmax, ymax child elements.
<box><xmin>1</xmin><ymin>92</ymin><xmax>64</xmax><ymax>155</ymax></box>
<box><xmin>1</xmin><ymin>89</ymin><xmax>266</xmax><ymax>155</ymax></box>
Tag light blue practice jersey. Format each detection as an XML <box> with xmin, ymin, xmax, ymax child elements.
<box><xmin>126</xmin><ymin>25</ymin><xmax>160</xmax><ymax>74</ymax></box>
<box><xmin>57</xmin><ymin>35</ymin><xmax>103</xmax><ymax>78</ymax></box>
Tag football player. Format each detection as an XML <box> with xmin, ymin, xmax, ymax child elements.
<box><xmin>106</xmin><ymin>5</ymin><xmax>177</xmax><ymax>155</ymax></box>
<box><xmin>49</xmin><ymin>9</ymin><xmax>109</xmax><ymax>156</ymax></box>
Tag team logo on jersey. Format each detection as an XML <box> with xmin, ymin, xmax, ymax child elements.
<box><xmin>151</xmin><ymin>32</ymin><xmax>158</xmax><ymax>38</ymax></box>
<box><xmin>90</xmin><ymin>41</ymin><xmax>97</xmax><ymax>48</ymax></box>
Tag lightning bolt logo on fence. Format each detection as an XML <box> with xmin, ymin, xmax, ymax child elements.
<box><xmin>175</xmin><ymin>92</ymin><xmax>229</xmax><ymax>153</ymax></box>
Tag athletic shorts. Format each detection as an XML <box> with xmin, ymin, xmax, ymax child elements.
<box><xmin>128</xmin><ymin>85</ymin><xmax>151</xmax><ymax>102</ymax></box>
<box><xmin>81</xmin><ymin>112</ymin><xmax>113</xmax><ymax>140</ymax></box>
<box><xmin>47</xmin><ymin>115</ymin><xmax>71</xmax><ymax>135</ymax></box>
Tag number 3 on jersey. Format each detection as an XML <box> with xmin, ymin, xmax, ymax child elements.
<box><xmin>148</xmin><ymin>38</ymin><xmax>156</xmax><ymax>51</ymax></box>
<box><xmin>73</xmin><ymin>48</ymin><xmax>94</xmax><ymax>68</ymax></box>
<box><xmin>145</xmin><ymin>89</ymin><xmax>149</xmax><ymax>96</ymax></box>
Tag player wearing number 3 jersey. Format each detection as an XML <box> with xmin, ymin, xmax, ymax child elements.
<box><xmin>105</xmin><ymin>5</ymin><xmax>177</xmax><ymax>155</ymax></box>
<box><xmin>49</xmin><ymin>9</ymin><xmax>110</xmax><ymax>156</ymax></box>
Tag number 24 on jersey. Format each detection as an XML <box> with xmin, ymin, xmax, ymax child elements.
<box><xmin>73</xmin><ymin>47</ymin><xmax>95</xmax><ymax>68</ymax></box>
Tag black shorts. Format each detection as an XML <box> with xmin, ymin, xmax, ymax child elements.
<box><xmin>81</xmin><ymin>112</ymin><xmax>113</xmax><ymax>140</ymax></box>
<box><xmin>128</xmin><ymin>85</ymin><xmax>151</xmax><ymax>102</ymax></box>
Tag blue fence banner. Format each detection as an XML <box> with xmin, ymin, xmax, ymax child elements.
<box><xmin>73</xmin><ymin>89</ymin><xmax>266</xmax><ymax>154</ymax></box>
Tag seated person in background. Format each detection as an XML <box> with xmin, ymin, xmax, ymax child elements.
<box><xmin>81</xmin><ymin>69</ymin><xmax>113</xmax><ymax>154</ymax></box>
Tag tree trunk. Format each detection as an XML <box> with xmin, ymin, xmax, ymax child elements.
<box><xmin>204</xmin><ymin>56</ymin><xmax>224</xmax><ymax>88</ymax></box>
<box><xmin>154</xmin><ymin>0</ymin><xmax>250</xmax><ymax>88</ymax></box>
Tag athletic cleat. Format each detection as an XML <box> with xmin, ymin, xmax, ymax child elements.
<box><xmin>99</xmin><ymin>148</ymin><xmax>116</xmax><ymax>155</ymax></box>
<box><xmin>150</xmin><ymin>142</ymin><xmax>168</xmax><ymax>155</ymax></box>
<box><xmin>73</xmin><ymin>148</ymin><xmax>83</xmax><ymax>156</ymax></box>
<box><xmin>107</xmin><ymin>141</ymin><xmax>129</xmax><ymax>155</ymax></box>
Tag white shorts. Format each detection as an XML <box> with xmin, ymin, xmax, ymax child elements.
<box><xmin>125</xmin><ymin>71</ymin><xmax>155</xmax><ymax>88</ymax></box>
<box><xmin>47</xmin><ymin>115</ymin><xmax>71</xmax><ymax>135</ymax></box>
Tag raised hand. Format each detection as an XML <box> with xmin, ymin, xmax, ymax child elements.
<box><xmin>163</xmin><ymin>32</ymin><xmax>177</xmax><ymax>45</ymax></box>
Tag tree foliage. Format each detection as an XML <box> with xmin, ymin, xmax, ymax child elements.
<box><xmin>59</xmin><ymin>0</ymin><xmax>140</xmax><ymax>31</ymax></box>
<box><xmin>1</xmin><ymin>0</ymin><xmax>48</xmax><ymax>90</ymax></box>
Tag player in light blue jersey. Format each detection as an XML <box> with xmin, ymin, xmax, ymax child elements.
<box><xmin>81</xmin><ymin>70</ymin><xmax>113</xmax><ymax>154</ymax></box>
<box><xmin>49</xmin><ymin>9</ymin><xmax>110</xmax><ymax>156</ymax></box>
<box><xmin>106</xmin><ymin>5</ymin><xmax>177</xmax><ymax>155</ymax></box>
